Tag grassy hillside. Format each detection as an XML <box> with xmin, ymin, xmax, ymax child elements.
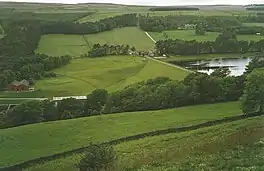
<box><xmin>149</xmin><ymin>30</ymin><xmax>264</xmax><ymax>42</ymax></box>
<box><xmin>33</xmin><ymin>56</ymin><xmax>188</xmax><ymax>96</ymax></box>
<box><xmin>23</xmin><ymin>114</ymin><xmax>263</xmax><ymax>171</ymax></box>
<box><xmin>0</xmin><ymin>102</ymin><xmax>241</xmax><ymax>168</ymax></box>
<box><xmin>36</xmin><ymin>27</ymin><xmax>154</xmax><ymax>56</ymax></box>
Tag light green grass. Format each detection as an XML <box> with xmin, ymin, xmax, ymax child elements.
<box><xmin>149</xmin><ymin>30</ymin><xmax>264</xmax><ymax>42</ymax></box>
<box><xmin>37</xmin><ymin>27</ymin><xmax>154</xmax><ymax>57</ymax></box>
<box><xmin>84</xmin><ymin>27</ymin><xmax>155</xmax><ymax>51</ymax></box>
<box><xmin>0</xmin><ymin>56</ymin><xmax>188</xmax><ymax>97</ymax></box>
<box><xmin>33</xmin><ymin>56</ymin><xmax>188</xmax><ymax>97</ymax></box>
<box><xmin>243</xmin><ymin>22</ymin><xmax>264</xmax><ymax>27</ymax></box>
<box><xmin>0</xmin><ymin>102</ymin><xmax>241</xmax><ymax>168</ymax></box>
<box><xmin>36</xmin><ymin>34</ymin><xmax>90</xmax><ymax>57</ymax></box>
<box><xmin>23</xmin><ymin>113</ymin><xmax>263</xmax><ymax>171</ymax></box>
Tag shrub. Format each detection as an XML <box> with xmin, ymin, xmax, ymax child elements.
<box><xmin>76</xmin><ymin>144</ymin><xmax>117</xmax><ymax>171</ymax></box>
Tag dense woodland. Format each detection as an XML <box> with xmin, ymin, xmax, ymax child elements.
<box><xmin>1</xmin><ymin>56</ymin><xmax>264</xmax><ymax>128</ymax></box>
<box><xmin>156</xmin><ymin>30</ymin><xmax>264</xmax><ymax>55</ymax></box>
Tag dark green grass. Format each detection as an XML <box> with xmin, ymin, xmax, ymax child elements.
<box><xmin>0</xmin><ymin>102</ymin><xmax>241</xmax><ymax>168</ymax></box>
<box><xmin>23</xmin><ymin>114</ymin><xmax>264</xmax><ymax>171</ymax></box>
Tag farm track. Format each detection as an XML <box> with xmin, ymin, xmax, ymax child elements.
<box><xmin>144</xmin><ymin>32</ymin><xmax>193</xmax><ymax>73</ymax></box>
<box><xmin>2</xmin><ymin>112</ymin><xmax>263</xmax><ymax>171</ymax></box>
<box><xmin>82</xmin><ymin>35</ymin><xmax>92</xmax><ymax>49</ymax></box>
<box><xmin>56</xmin><ymin>73</ymin><xmax>97</xmax><ymax>89</ymax></box>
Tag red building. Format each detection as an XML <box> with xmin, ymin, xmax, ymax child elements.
<box><xmin>9</xmin><ymin>80</ymin><xmax>30</xmax><ymax>91</ymax></box>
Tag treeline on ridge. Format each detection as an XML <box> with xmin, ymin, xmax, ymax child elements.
<box><xmin>156</xmin><ymin>30</ymin><xmax>264</xmax><ymax>56</ymax></box>
<box><xmin>149</xmin><ymin>7</ymin><xmax>199</xmax><ymax>11</ymax></box>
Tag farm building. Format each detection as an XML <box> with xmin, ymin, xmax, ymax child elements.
<box><xmin>9</xmin><ymin>80</ymin><xmax>30</xmax><ymax>91</ymax></box>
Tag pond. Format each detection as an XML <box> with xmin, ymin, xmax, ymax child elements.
<box><xmin>172</xmin><ymin>57</ymin><xmax>252</xmax><ymax>76</ymax></box>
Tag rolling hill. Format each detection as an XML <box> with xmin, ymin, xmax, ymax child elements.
<box><xmin>32</xmin><ymin>56</ymin><xmax>189</xmax><ymax>97</ymax></box>
<box><xmin>0</xmin><ymin>102</ymin><xmax>241</xmax><ymax>168</ymax></box>
<box><xmin>23</xmin><ymin>111</ymin><xmax>263</xmax><ymax>171</ymax></box>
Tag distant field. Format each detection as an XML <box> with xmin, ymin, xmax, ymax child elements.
<box><xmin>78</xmin><ymin>12</ymin><xmax>125</xmax><ymax>22</ymax></box>
<box><xmin>149</xmin><ymin>30</ymin><xmax>264</xmax><ymax>42</ymax></box>
<box><xmin>0</xmin><ymin>102</ymin><xmax>241</xmax><ymax>168</ymax></box>
<box><xmin>37</xmin><ymin>27</ymin><xmax>154</xmax><ymax>56</ymax></box>
<box><xmin>243</xmin><ymin>22</ymin><xmax>264</xmax><ymax>27</ymax></box>
<box><xmin>33</xmin><ymin>56</ymin><xmax>188</xmax><ymax>96</ymax></box>
<box><xmin>22</xmin><ymin>109</ymin><xmax>263</xmax><ymax>171</ymax></box>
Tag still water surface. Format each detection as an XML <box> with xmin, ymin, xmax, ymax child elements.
<box><xmin>185</xmin><ymin>57</ymin><xmax>252</xmax><ymax>76</ymax></box>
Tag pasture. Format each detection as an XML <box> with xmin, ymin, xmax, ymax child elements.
<box><xmin>243</xmin><ymin>22</ymin><xmax>264</xmax><ymax>27</ymax></box>
<box><xmin>149</xmin><ymin>30</ymin><xmax>264</xmax><ymax>42</ymax></box>
<box><xmin>0</xmin><ymin>102</ymin><xmax>241</xmax><ymax>168</ymax></box>
<box><xmin>34</xmin><ymin>56</ymin><xmax>188</xmax><ymax>96</ymax></box>
<box><xmin>23</xmin><ymin>113</ymin><xmax>263</xmax><ymax>171</ymax></box>
<box><xmin>36</xmin><ymin>27</ymin><xmax>155</xmax><ymax>57</ymax></box>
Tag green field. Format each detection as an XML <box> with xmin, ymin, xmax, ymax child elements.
<box><xmin>243</xmin><ymin>22</ymin><xmax>264</xmax><ymax>27</ymax></box>
<box><xmin>149</xmin><ymin>30</ymin><xmax>264</xmax><ymax>42</ymax></box>
<box><xmin>36</xmin><ymin>34</ymin><xmax>90</xmax><ymax>57</ymax></box>
<box><xmin>0</xmin><ymin>102</ymin><xmax>241</xmax><ymax>168</ymax></box>
<box><xmin>37</xmin><ymin>27</ymin><xmax>154</xmax><ymax>57</ymax></box>
<box><xmin>23</xmin><ymin>114</ymin><xmax>263</xmax><ymax>171</ymax></box>
<box><xmin>33</xmin><ymin>56</ymin><xmax>188</xmax><ymax>96</ymax></box>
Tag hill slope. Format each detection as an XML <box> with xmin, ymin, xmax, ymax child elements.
<box><xmin>23</xmin><ymin>114</ymin><xmax>264</xmax><ymax>171</ymax></box>
<box><xmin>33</xmin><ymin>56</ymin><xmax>189</xmax><ymax>97</ymax></box>
<box><xmin>0</xmin><ymin>102</ymin><xmax>240</xmax><ymax>168</ymax></box>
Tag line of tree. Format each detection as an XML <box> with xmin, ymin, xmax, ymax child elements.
<box><xmin>246</xmin><ymin>7</ymin><xmax>264</xmax><ymax>11</ymax></box>
<box><xmin>2</xmin><ymin>56</ymin><xmax>264</xmax><ymax>128</ymax></box>
<box><xmin>138</xmin><ymin>15</ymin><xmax>241</xmax><ymax>32</ymax></box>
<box><xmin>155</xmin><ymin>30</ymin><xmax>264</xmax><ymax>56</ymax></box>
<box><xmin>41</xmin><ymin>13</ymin><xmax>138</xmax><ymax>35</ymax></box>
<box><xmin>0</xmin><ymin>68</ymin><xmax>244</xmax><ymax>128</ymax></box>
<box><xmin>85</xmin><ymin>44</ymin><xmax>136</xmax><ymax>57</ymax></box>
<box><xmin>149</xmin><ymin>7</ymin><xmax>199</xmax><ymax>11</ymax></box>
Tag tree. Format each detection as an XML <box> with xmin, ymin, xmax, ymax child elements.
<box><xmin>76</xmin><ymin>144</ymin><xmax>117</xmax><ymax>171</ymax></box>
<box><xmin>85</xmin><ymin>89</ymin><xmax>108</xmax><ymax>116</ymax></box>
<box><xmin>241</xmin><ymin>69</ymin><xmax>264</xmax><ymax>114</ymax></box>
<box><xmin>195</xmin><ymin>24</ymin><xmax>206</xmax><ymax>35</ymax></box>
<box><xmin>6</xmin><ymin>100</ymin><xmax>43</xmax><ymax>127</ymax></box>
<box><xmin>57</xmin><ymin>98</ymin><xmax>84</xmax><ymax>119</ymax></box>
<box><xmin>211</xmin><ymin>68</ymin><xmax>231</xmax><ymax>77</ymax></box>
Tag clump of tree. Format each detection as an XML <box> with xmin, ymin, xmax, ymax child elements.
<box><xmin>103</xmin><ymin>74</ymin><xmax>244</xmax><ymax>114</ymax></box>
<box><xmin>241</xmin><ymin>69</ymin><xmax>264</xmax><ymax>114</ymax></box>
<box><xmin>195</xmin><ymin>23</ymin><xmax>206</xmax><ymax>35</ymax></box>
<box><xmin>245</xmin><ymin>57</ymin><xmax>264</xmax><ymax>74</ymax></box>
<box><xmin>76</xmin><ymin>144</ymin><xmax>117</xmax><ymax>171</ymax></box>
<box><xmin>88</xmin><ymin>44</ymin><xmax>135</xmax><ymax>57</ymax></box>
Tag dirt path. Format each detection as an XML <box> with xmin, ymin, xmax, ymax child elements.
<box><xmin>144</xmin><ymin>32</ymin><xmax>193</xmax><ymax>73</ymax></box>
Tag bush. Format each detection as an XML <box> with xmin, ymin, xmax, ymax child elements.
<box><xmin>76</xmin><ymin>144</ymin><xmax>117</xmax><ymax>171</ymax></box>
